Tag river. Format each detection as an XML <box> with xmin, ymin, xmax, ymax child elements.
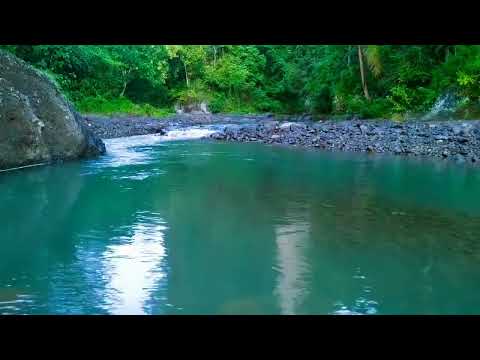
<box><xmin>1</xmin><ymin>127</ymin><xmax>480</xmax><ymax>314</ymax></box>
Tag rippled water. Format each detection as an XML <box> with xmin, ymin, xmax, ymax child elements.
<box><xmin>1</xmin><ymin>128</ymin><xmax>480</xmax><ymax>314</ymax></box>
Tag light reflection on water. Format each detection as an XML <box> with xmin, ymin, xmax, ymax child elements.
<box><xmin>274</xmin><ymin>216</ymin><xmax>311</xmax><ymax>315</ymax></box>
<box><xmin>272</xmin><ymin>209</ymin><xmax>381</xmax><ymax>316</ymax></box>
<box><xmin>101</xmin><ymin>213</ymin><xmax>168</xmax><ymax>315</ymax></box>
<box><xmin>0</xmin><ymin>294</ymin><xmax>36</xmax><ymax>315</ymax></box>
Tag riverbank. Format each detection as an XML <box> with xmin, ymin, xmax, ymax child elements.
<box><xmin>211</xmin><ymin>119</ymin><xmax>480</xmax><ymax>164</ymax></box>
<box><xmin>82</xmin><ymin>113</ymin><xmax>278</xmax><ymax>138</ymax></box>
<box><xmin>82</xmin><ymin>114</ymin><xmax>480</xmax><ymax>165</ymax></box>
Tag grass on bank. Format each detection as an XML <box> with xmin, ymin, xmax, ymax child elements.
<box><xmin>74</xmin><ymin>94</ymin><xmax>265</xmax><ymax>118</ymax></box>
<box><xmin>75</xmin><ymin>96</ymin><xmax>173</xmax><ymax>117</ymax></box>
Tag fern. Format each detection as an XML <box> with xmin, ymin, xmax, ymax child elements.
<box><xmin>364</xmin><ymin>45</ymin><xmax>382</xmax><ymax>78</ymax></box>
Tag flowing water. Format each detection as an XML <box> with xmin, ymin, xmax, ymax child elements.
<box><xmin>1</xmin><ymin>127</ymin><xmax>480</xmax><ymax>315</ymax></box>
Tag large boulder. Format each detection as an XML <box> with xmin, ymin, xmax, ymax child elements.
<box><xmin>0</xmin><ymin>50</ymin><xmax>105</xmax><ymax>170</ymax></box>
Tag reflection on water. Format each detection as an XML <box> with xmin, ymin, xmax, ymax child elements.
<box><xmin>274</xmin><ymin>216</ymin><xmax>311</xmax><ymax>315</ymax></box>
<box><xmin>0</xmin><ymin>292</ymin><xmax>36</xmax><ymax>315</ymax></box>
<box><xmin>102</xmin><ymin>213</ymin><xmax>168</xmax><ymax>315</ymax></box>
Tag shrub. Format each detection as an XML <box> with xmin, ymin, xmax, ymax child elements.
<box><xmin>76</xmin><ymin>96</ymin><xmax>172</xmax><ymax>117</ymax></box>
<box><xmin>171</xmin><ymin>80</ymin><xmax>211</xmax><ymax>107</ymax></box>
<box><xmin>341</xmin><ymin>96</ymin><xmax>391</xmax><ymax>118</ymax></box>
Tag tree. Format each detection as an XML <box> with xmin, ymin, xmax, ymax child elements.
<box><xmin>357</xmin><ymin>45</ymin><xmax>382</xmax><ymax>101</ymax></box>
<box><xmin>166</xmin><ymin>45</ymin><xmax>207</xmax><ymax>88</ymax></box>
<box><xmin>6</xmin><ymin>44</ymin><xmax>479</xmax><ymax>118</ymax></box>
<box><xmin>107</xmin><ymin>45</ymin><xmax>169</xmax><ymax>97</ymax></box>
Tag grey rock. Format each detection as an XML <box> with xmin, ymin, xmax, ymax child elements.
<box><xmin>261</xmin><ymin>121</ymin><xmax>279</xmax><ymax>132</ymax></box>
<box><xmin>452</xmin><ymin>126</ymin><xmax>463</xmax><ymax>135</ymax></box>
<box><xmin>0</xmin><ymin>50</ymin><xmax>105</xmax><ymax>170</ymax></box>
<box><xmin>175</xmin><ymin>101</ymin><xmax>210</xmax><ymax>114</ymax></box>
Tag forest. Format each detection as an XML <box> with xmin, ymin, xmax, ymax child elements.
<box><xmin>2</xmin><ymin>45</ymin><xmax>479</xmax><ymax>119</ymax></box>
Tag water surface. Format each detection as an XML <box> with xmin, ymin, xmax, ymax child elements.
<box><xmin>1</xmin><ymin>130</ymin><xmax>480</xmax><ymax>314</ymax></box>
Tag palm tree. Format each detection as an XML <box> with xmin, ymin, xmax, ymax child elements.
<box><xmin>357</xmin><ymin>45</ymin><xmax>382</xmax><ymax>101</ymax></box>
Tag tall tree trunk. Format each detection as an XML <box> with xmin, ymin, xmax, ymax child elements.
<box><xmin>120</xmin><ymin>69</ymin><xmax>129</xmax><ymax>97</ymax></box>
<box><xmin>120</xmin><ymin>81</ymin><xmax>127</xmax><ymax>97</ymax></box>
<box><xmin>183</xmin><ymin>62</ymin><xmax>189</xmax><ymax>88</ymax></box>
<box><xmin>358</xmin><ymin>45</ymin><xmax>370</xmax><ymax>101</ymax></box>
<box><xmin>213</xmin><ymin>46</ymin><xmax>217</xmax><ymax>67</ymax></box>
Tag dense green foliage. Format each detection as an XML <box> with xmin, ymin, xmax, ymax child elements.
<box><xmin>2</xmin><ymin>45</ymin><xmax>480</xmax><ymax>118</ymax></box>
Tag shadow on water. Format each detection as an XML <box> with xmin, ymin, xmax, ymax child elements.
<box><xmin>1</xmin><ymin>135</ymin><xmax>480</xmax><ymax>314</ymax></box>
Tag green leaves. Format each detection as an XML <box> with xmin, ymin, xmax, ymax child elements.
<box><xmin>171</xmin><ymin>79</ymin><xmax>211</xmax><ymax>106</ymax></box>
<box><xmin>364</xmin><ymin>45</ymin><xmax>382</xmax><ymax>78</ymax></box>
<box><xmin>457</xmin><ymin>71</ymin><xmax>475</xmax><ymax>87</ymax></box>
<box><xmin>6</xmin><ymin>45</ymin><xmax>480</xmax><ymax>118</ymax></box>
<box><xmin>206</xmin><ymin>54</ymin><xmax>249</xmax><ymax>91</ymax></box>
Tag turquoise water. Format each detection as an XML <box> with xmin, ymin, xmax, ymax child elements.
<box><xmin>1</xmin><ymin>133</ymin><xmax>480</xmax><ymax>315</ymax></box>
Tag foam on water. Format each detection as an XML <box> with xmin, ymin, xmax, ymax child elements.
<box><xmin>104</xmin><ymin>126</ymin><xmax>220</xmax><ymax>150</ymax></box>
<box><xmin>97</xmin><ymin>127</ymin><xmax>221</xmax><ymax>168</ymax></box>
<box><xmin>160</xmin><ymin>128</ymin><xmax>218</xmax><ymax>141</ymax></box>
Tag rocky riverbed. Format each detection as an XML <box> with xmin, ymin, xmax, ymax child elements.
<box><xmin>83</xmin><ymin>114</ymin><xmax>480</xmax><ymax>165</ymax></box>
<box><xmin>83</xmin><ymin>115</ymin><xmax>168</xmax><ymax>138</ymax></box>
<box><xmin>82</xmin><ymin>113</ymin><xmax>276</xmax><ymax>138</ymax></box>
<box><xmin>211</xmin><ymin>119</ymin><xmax>480</xmax><ymax>164</ymax></box>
